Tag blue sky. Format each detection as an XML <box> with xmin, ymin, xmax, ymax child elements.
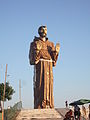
<box><xmin>0</xmin><ymin>0</ymin><xmax>90</xmax><ymax>108</ymax></box>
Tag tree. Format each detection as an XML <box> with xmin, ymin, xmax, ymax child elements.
<box><xmin>0</xmin><ymin>82</ymin><xmax>15</xmax><ymax>111</ymax></box>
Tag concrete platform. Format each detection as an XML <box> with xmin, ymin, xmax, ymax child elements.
<box><xmin>15</xmin><ymin>107</ymin><xmax>88</xmax><ymax>120</ymax></box>
<box><xmin>15</xmin><ymin>108</ymin><xmax>66</xmax><ymax>120</ymax></box>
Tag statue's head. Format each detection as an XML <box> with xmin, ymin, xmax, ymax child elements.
<box><xmin>38</xmin><ymin>26</ymin><xmax>47</xmax><ymax>38</ymax></box>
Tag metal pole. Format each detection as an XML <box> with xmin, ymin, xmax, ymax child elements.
<box><xmin>2</xmin><ymin>64</ymin><xmax>7</xmax><ymax>120</ymax></box>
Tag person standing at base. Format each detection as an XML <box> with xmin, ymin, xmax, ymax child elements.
<box><xmin>89</xmin><ymin>104</ymin><xmax>90</xmax><ymax>120</ymax></box>
<box><xmin>29</xmin><ymin>26</ymin><xmax>60</xmax><ymax>109</ymax></box>
<box><xmin>65</xmin><ymin>101</ymin><xmax>68</xmax><ymax>108</ymax></box>
<box><xmin>74</xmin><ymin>105</ymin><xmax>81</xmax><ymax>120</ymax></box>
<box><xmin>82</xmin><ymin>105</ymin><xmax>86</xmax><ymax>119</ymax></box>
<box><xmin>64</xmin><ymin>109</ymin><xmax>74</xmax><ymax>120</ymax></box>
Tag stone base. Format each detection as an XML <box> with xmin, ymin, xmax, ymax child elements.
<box><xmin>16</xmin><ymin>108</ymin><xmax>65</xmax><ymax>120</ymax></box>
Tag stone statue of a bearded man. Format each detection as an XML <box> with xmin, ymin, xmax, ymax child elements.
<box><xmin>29</xmin><ymin>26</ymin><xmax>60</xmax><ymax>109</ymax></box>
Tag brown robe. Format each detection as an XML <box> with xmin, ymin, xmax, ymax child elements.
<box><xmin>29</xmin><ymin>37</ymin><xmax>59</xmax><ymax>109</ymax></box>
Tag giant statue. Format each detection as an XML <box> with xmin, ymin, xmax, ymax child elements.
<box><xmin>29</xmin><ymin>26</ymin><xmax>60</xmax><ymax>109</ymax></box>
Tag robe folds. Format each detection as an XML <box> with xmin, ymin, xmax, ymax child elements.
<box><xmin>29</xmin><ymin>37</ymin><xmax>59</xmax><ymax>109</ymax></box>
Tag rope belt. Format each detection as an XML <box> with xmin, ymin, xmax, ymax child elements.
<box><xmin>40</xmin><ymin>59</ymin><xmax>53</xmax><ymax>62</ymax></box>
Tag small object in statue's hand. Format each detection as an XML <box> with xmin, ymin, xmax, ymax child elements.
<box><xmin>55</xmin><ymin>43</ymin><xmax>60</xmax><ymax>53</ymax></box>
<box><xmin>36</xmin><ymin>41</ymin><xmax>42</xmax><ymax>50</ymax></box>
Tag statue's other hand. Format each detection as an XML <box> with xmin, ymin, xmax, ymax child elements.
<box><xmin>35</xmin><ymin>60</ymin><xmax>39</xmax><ymax>64</ymax></box>
<box><xmin>55</xmin><ymin>43</ymin><xmax>60</xmax><ymax>53</ymax></box>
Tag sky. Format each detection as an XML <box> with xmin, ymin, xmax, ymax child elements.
<box><xmin>0</xmin><ymin>0</ymin><xmax>90</xmax><ymax>109</ymax></box>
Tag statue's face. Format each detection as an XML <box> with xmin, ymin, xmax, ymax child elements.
<box><xmin>38</xmin><ymin>26</ymin><xmax>47</xmax><ymax>37</ymax></box>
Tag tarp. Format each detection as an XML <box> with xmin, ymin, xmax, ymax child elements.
<box><xmin>69</xmin><ymin>99</ymin><xmax>90</xmax><ymax>106</ymax></box>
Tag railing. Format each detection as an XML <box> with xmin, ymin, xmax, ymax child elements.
<box><xmin>4</xmin><ymin>101</ymin><xmax>22</xmax><ymax>120</ymax></box>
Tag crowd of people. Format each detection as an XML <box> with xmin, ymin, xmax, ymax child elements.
<box><xmin>64</xmin><ymin>103</ymin><xmax>90</xmax><ymax>120</ymax></box>
<box><xmin>64</xmin><ymin>105</ymin><xmax>81</xmax><ymax>120</ymax></box>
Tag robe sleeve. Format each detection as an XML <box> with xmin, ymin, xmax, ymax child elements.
<box><xmin>29</xmin><ymin>41</ymin><xmax>40</xmax><ymax>65</ymax></box>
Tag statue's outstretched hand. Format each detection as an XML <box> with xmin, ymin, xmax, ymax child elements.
<box><xmin>55</xmin><ymin>43</ymin><xmax>60</xmax><ymax>53</ymax></box>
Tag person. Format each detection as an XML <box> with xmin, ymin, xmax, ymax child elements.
<box><xmin>74</xmin><ymin>105</ymin><xmax>81</xmax><ymax>120</ymax></box>
<box><xmin>89</xmin><ymin>104</ymin><xmax>90</xmax><ymax>120</ymax></box>
<box><xmin>82</xmin><ymin>105</ymin><xmax>86</xmax><ymax>119</ymax></box>
<box><xmin>29</xmin><ymin>26</ymin><xmax>60</xmax><ymax>109</ymax></box>
<box><xmin>65</xmin><ymin>101</ymin><xmax>68</xmax><ymax>108</ymax></box>
<box><xmin>64</xmin><ymin>109</ymin><xmax>74</xmax><ymax>120</ymax></box>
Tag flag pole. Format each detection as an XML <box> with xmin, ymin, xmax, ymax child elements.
<box><xmin>2</xmin><ymin>64</ymin><xmax>7</xmax><ymax>120</ymax></box>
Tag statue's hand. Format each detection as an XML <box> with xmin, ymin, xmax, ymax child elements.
<box><xmin>55</xmin><ymin>43</ymin><xmax>60</xmax><ymax>53</ymax></box>
<box><xmin>35</xmin><ymin>60</ymin><xmax>39</xmax><ymax>64</ymax></box>
<box><xmin>36</xmin><ymin>41</ymin><xmax>42</xmax><ymax>50</ymax></box>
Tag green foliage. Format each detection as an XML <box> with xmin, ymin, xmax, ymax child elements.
<box><xmin>0</xmin><ymin>82</ymin><xmax>15</xmax><ymax>101</ymax></box>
